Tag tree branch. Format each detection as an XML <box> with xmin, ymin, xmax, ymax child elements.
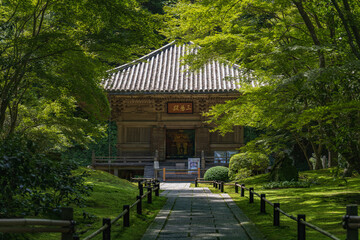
<box><xmin>292</xmin><ymin>0</ymin><xmax>326</xmax><ymax>68</ymax></box>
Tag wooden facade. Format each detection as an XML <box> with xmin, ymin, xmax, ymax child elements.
<box><xmin>92</xmin><ymin>41</ymin><xmax>249</xmax><ymax>179</ymax></box>
<box><xmin>110</xmin><ymin>93</ymin><xmax>243</xmax><ymax>159</ymax></box>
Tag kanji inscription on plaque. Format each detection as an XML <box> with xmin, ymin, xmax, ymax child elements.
<box><xmin>167</xmin><ymin>102</ymin><xmax>193</xmax><ymax>114</ymax></box>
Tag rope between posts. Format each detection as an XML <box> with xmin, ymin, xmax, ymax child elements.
<box><xmin>83</xmin><ymin>223</ymin><xmax>109</xmax><ymax>240</ymax></box>
<box><xmin>130</xmin><ymin>199</ymin><xmax>140</xmax><ymax>209</ymax></box>
<box><xmin>252</xmin><ymin>191</ymin><xmax>261</xmax><ymax>198</ymax></box>
<box><xmin>263</xmin><ymin>197</ymin><xmax>274</xmax><ymax>207</ymax></box>
<box><xmin>276</xmin><ymin>207</ymin><xmax>297</xmax><ymax>221</ymax></box>
<box><xmin>111</xmin><ymin>209</ymin><xmax>128</xmax><ymax>225</ymax></box>
<box><xmin>299</xmin><ymin>220</ymin><xmax>341</xmax><ymax>240</ymax></box>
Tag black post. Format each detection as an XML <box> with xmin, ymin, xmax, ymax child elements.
<box><xmin>297</xmin><ymin>214</ymin><xmax>306</xmax><ymax>240</ymax></box>
<box><xmin>147</xmin><ymin>187</ymin><xmax>152</xmax><ymax>204</ymax></box>
<box><xmin>155</xmin><ymin>184</ymin><xmax>159</xmax><ymax>197</ymax></box>
<box><xmin>274</xmin><ymin>203</ymin><xmax>280</xmax><ymax>226</ymax></box>
<box><xmin>235</xmin><ymin>182</ymin><xmax>238</xmax><ymax>193</ymax></box>
<box><xmin>103</xmin><ymin>218</ymin><xmax>111</xmax><ymax>240</ymax></box>
<box><xmin>260</xmin><ymin>194</ymin><xmax>266</xmax><ymax>213</ymax></box>
<box><xmin>218</xmin><ymin>182</ymin><xmax>221</xmax><ymax>190</ymax></box>
<box><xmin>61</xmin><ymin>207</ymin><xmax>74</xmax><ymax>240</ymax></box>
<box><xmin>195</xmin><ymin>178</ymin><xmax>198</xmax><ymax>187</ymax></box>
<box><xmin>220</xmin><ymin>182</ymin><xmax>224</xmax><ymax>193</ymax></box>
<box><xmin>346</xmin><ymin>205</ymin><xmax>358</xmax><ymax>240</ymax></box>
<box><xmin>249</xmin><ymin>187</ymin><xmax>254</xmax><ymax>203</ymax></box>
<box><xmin>139</xmin><ymin>182</ymin><xmax>143</xmax><ymax>196</ymax></box>
<box><xmin>137</xmin><ymin>195</ymin><xmax>142</xmax><ymax>215</ymax></box>
<box><xmin>241</xmin><ymin>184</ymin><xmax>245</xmax><ymax>197</ymax></box>
<box><xmin>123</xmin><ymin>205</ymin><xmax>130</xmax><ymax>227</ymax></box>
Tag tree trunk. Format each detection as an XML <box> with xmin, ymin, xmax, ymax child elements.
<box><xmin>343</xmin><ymin>163</ymin><xmax>353</xmax><ymax>177</ymax></box>
<box><xmin>293</xmin><ymin>0</ymin><xmax>326</xmax><ymax>68</ymax></box>
<box><xmin>328</xmin><ymin>150</ymin><xmax>338</xmax><ymax>167</ymax></box>
<box><xmin>330</xmin><ymin>0</ymin><xmax>360</xmax><ymax>59</ymax></box>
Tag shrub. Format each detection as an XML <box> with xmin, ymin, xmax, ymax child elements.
<box><xmin>0</xmin><ymin>136</ymin><xmax>91</xmax><ymax>217</ymax></box>
<box><xmin>270</xmin><ymin>154</ymin><xmax>298</xmax><ymax>182</ymax></box>
<box><xmin>229</xmin><ymin>152</ymin><xmax>269</xmax><ymax>180</ymax></box>
<box><xmin>204</xmin><ymin>166</ymin><xmax>229</xmax><ymax>182</ymax></box>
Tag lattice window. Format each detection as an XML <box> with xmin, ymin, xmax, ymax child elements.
<box><xmin>126</xmin><ymin>127</ymin><xmax>151</xmax><ymax>143</ymax></box>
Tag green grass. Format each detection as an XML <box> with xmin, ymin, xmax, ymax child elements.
<box><xmin>27</xmin><ymin>167</ymin><xmax>167</xmax><ymax>240</ymax></box>
<box><xmin>197</xmin><ymin>169</ymin><xmax>360</xmax><ymax>240</ymax></box>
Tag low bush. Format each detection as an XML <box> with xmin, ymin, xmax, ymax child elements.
<box><xmin>204</xmin><ymin>166</ymin><xmax>229</xmax><ymax>182</ymax></box>
<box><xmin>0</xmin><ymin>135</ymin><xmax>90</xmax><ymax>218</ymax></box>
<box><xmin>229</xmin><ymin>152</ymin><xmax>269</xmax><ymax>180</ymax></box>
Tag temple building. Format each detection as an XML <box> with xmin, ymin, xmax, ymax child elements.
<box><xmin>92</xmin><ymin>41</ymin><xmax>250</xmax><ymax>180</ymax></box>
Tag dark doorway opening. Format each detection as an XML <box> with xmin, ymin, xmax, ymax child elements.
<box><xmin>166</xmin><ymin>129</ymin><xmax>195</xmax><ymax>159</ymax></box>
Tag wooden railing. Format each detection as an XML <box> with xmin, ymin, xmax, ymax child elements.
<box><xmin>0</xmin><ymin>180</ymin><xmax>162</xmax><ymax>240</ymax></box>
<box><xmin>0</xmin><ymin>208</ymin><xmax>75</xmax><ymax>240</ymax></box>
<box><xmin>81</xmin><ymin>179</ymin><xmax>160</xmax><ymax>240</ymax></box>
<box><xmin>92</xmin><ymin>155</ymin><xmax>154</xmax><ymax>166</ymax></box>
<box><xmin>195</xmin><ymin>179</ymin><xmax>358</xmax><ymax>240</ymax></box>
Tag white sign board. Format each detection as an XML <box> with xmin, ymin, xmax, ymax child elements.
<box><xmin>188</xmin><ymin>158</ymin><xmax>200</xmax><ymax>173</ymax></box>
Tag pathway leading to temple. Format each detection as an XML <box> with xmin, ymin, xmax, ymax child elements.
<box><xmin>141</xmin><ymin>183</ymin><xmax>265</xmax><ymax>240</ymax></box>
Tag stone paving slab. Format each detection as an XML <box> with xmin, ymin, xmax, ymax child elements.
<box><xmin>141</xmin><ymin>183</ymin><xmax>265</xmax><ymax>240</ymax></box>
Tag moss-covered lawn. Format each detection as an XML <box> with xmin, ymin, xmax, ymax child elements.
<box><xmin>28</xmin><ymin>168</ymin><xmax>167</xmax><ymax>240</ymax></box>
<box><xmin>197</xmin><ymin>169</ymin><xmax>360</xmax><ymax>240</ymax></box>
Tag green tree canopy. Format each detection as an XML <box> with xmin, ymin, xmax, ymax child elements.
<box><xmin>163</xmin><ymin>0</ymin><xmax>360</xmax><ymax>173</ymax></box>
<box><xmin>0</xmin><ymin>0</ymin><xmax>163</xmax><ymax>148</ymax></box>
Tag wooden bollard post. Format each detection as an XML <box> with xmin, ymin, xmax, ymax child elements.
<box><xmin>274</xmin><ymin>203</ymin><xmax>280</xmax><ymax>226</ymax></box>
<box><xmin>195</xmin><ymin>178</ymin><xmax>198</xmax><ymax>187</ymax></box>
<box><xmin>61</xmin><ymin>207</ymin><xmax>73</xmax><ymax>240</ymax></box>
<box><xmin>102</xmin><ymin>218</ymin><xmax>111</xmax><ymax>240</ymax></box>
<box><xmin>260</xmin><ymin>194</ymin><xmax>266</xmax><ymax>213</ymax></box>
<box><xmin>241</xmin><ymin>184</ymin><xmax>245</xmax><ymax>197</ymax></box>
<box><xmin>123</xmin><ymin>205</ymin><xmax>130</xmax><ymax>227</ymax></box>
<box><xmin>138</xmin><ymin>182</ymin><xmax>143</xmax><ymax>196</ymax></box>
<box><xmin>220</xmin><ymin>182</ymin><xmax>224</xmax><ymax>193</ymax></box>
<box><xmin>345</xmin><ymin>205</ymin><xmax>359</xmax><ymax>240</ymax></box>
<box><xmin>147</xmin><ymin>187</ymin><xmax>152</xmax><ymax>204</ymax></box>
<box><xmin>235</xmin><ymin>182</ymin><xmax>238</xmax><ymax>193</ymax></box>
<box><xmin>249</xmin><ymin>188</ymin><xmax>254</xmax><ymax>203</ymax></box>
<box><xmin>137</xmin><ymin>195</ymin><xmax>142</xmax><ymax>215</ymax></box>
<box><xmin>155</xmin><ymin>184</ymin><xmax>159</xmax><ymax>196</ymax></box>
<box><xmin>163</xmin><ymin>168</ymin><xmax>166</xmax><ymax>182</ymax></box>
<box><xmin>297</xmin><ymin>214</ymin><xmax>306</xmax><ymax>240</ymax></box>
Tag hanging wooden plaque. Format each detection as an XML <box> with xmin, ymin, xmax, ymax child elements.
<box><xmin>167</xmin><ymin>102</ymin><xmax>193</xmax><ymax>114</ymax></box>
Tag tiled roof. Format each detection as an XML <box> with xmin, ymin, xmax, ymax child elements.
<box><xmin>104</xmin><ymin>41</ymin><xmax>249</xmax><ymax>94</ymax></box>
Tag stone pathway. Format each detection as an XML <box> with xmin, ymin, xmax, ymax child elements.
<box><xmin>141</xmin><ymin>183</ymin><xmax>265</xmax><ymax>240</ymax></box>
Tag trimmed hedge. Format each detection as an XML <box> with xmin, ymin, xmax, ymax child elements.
<box><xmin>204</xmin><ymin>166</ymin><xmax>229</xmax><ymax>182</ymax></box>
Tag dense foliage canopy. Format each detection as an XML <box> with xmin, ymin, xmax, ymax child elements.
<box><xmin>164</xmin><ymin>0</ymin><xmax>360</xmax><ymax>174</ymax></box>
<box><xmin>0</xmin><ymin>0</ymin><xmax>162</xmax><ymax>147</ymax></box>
<box><xmin>0</xmin><ymin>0</ymin><xmax>164</xmax><ymax>218</ymax></box>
